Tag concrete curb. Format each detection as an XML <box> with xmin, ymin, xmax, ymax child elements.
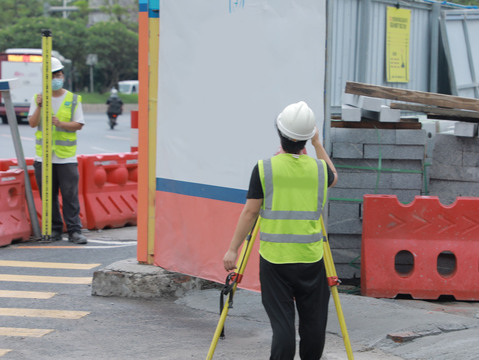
<box><xmin>91</xmin><ymin>258</ymin><xmax>218</xmax><ymax>299</ymax></box>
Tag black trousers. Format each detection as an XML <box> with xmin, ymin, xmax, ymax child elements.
<box><xmin>260</xmin><ymin>256</ymin><xmax>330</xmax><ymax>360</ymax></box>
<box><xmin>34</xmin><ymin>161</ymin><xmax>82</xmax><ymax>234</ymax></box>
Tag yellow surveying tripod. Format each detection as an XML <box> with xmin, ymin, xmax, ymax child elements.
<box><xmin>206</xmin><ymin>216</ymin><xmax>354</xmax><ymax>359</ymax></box>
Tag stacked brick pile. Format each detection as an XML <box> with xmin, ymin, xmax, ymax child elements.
<box><xmin>327</xmin><ymin>127</ymin><xmax>427</xmax><ymax>279</ymax></box>
<box><xmin>429</xmin><ymin>134</ymin><xmax>479</xmax><ymax>205</ymax></box>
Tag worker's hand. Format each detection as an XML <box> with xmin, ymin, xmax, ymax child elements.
<box><xmin>36</xmin><ymin>94</ymin><xmax>43</xmax><ymax>108</ymax></box>
<box><xmin>52</xmin><ymin>116</ymin><xmax>61</xmax><ymax>128</ymax></box>
<box><xmin>223</xmin><ymin>249</ymin><xmax>238</xmax><ymax>272</ymax></box>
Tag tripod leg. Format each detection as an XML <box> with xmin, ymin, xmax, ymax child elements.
<box><xmin>321</xmin><ymin>217</ymin><xmax>355</xmax><ymax>360</ymax></box>
<box><xmin>206</xmin><ymin>219</ymin><xmax>260</xmax><ymax>360</ymax></box>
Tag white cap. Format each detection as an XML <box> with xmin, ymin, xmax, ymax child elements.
<box><xmin>276</xmin><ymin>101</ymin><xmax>316</xmax><ymax>141</ymax></box>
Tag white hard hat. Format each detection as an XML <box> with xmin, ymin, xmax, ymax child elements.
<box><xmin>276</xmin><ymin>101</ymin><xmax>316</xmax><ymax>141</ymax></box>
<box><xmin>51</xmin><ymin>57</ymin><xmax>64</xmax><ymax>72</ymax></box>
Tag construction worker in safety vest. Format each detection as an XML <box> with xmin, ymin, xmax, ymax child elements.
<box><xmin>28</xmin><ymin>57</ymin><xmax>88</xmax><ymax>244</ymax></box>
<box><xmin>223</xmin><ymin>101</ymin><xmax>338</xmax><ymax>360</ymax></box>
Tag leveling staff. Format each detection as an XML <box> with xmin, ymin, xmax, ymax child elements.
<box><xmin>28</xmin><ymin>57</ymin><xmax>88</xmax><ymax>244</ymax></box>
<box><xmin>224</xmin><ymin>101</ymin><xmax>338</xmax><ymax>360</ymax></box>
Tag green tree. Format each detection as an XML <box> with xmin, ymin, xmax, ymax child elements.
<box><xmin>86</xmin><ymin>21</ymin><xmax>138</xmax><ymax>92</ymax></box>
<box><xmin>0</xmin><ymin>0</ymin><xmax>43</xmax><ymax>30</ymax></box>
<box><xmin>0</xmin><ymin>17</ymin><xmax>88</xmax><ymax>90</ymax></box>
<box><xmin>98</xmin><ymin>0</ymin><xmax>138</xmax><ymax>32</ymax></box>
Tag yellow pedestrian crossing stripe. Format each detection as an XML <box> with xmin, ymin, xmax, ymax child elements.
<box><xmin>0</xmin><ymin>274</ymin><xmax>91</xmax><ymax>284</ymax></box>
<box><xmin>0</xmin><ymin>290</ymin><xmax>55</xmax><ymax>299</ymax></box>
<box><xmin>0</xmin><ymin>258</ymin><xmax>98</xmax><ymax>357</ymax></box>
<box><xmin>0</xmin><ymin>260</ymin><xmax>100</xmax><ymax>270</ymax></box>
<box><xmin>0</xmin><ymin>308</ymin><xmax>90</xmax><ymax>319</ymax></box>
<box><xmin>0</xmin><ymin>327</ymin><xmax>53</xmax><ymax>337</ymax></box>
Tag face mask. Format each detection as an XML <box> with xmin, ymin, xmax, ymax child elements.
<box><xmin>52</xmin><ymin>78</ymin><xmax>64</xmax><ymax>91</ymax></box>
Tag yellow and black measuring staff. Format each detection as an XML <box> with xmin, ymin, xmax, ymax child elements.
<box><xmin>206</xmin><ymin>217</ymin><xmax>260</xmax><ymax>360</ymax></box>
<box><xmin>41</xmin><ymin>29</ymin><xmax>53</xmax><ymax>242</ymax></box>
<box><xmin>321</xmin><ymin>215</ymin><xmax>354</xmax><ymax>359</ymax></box>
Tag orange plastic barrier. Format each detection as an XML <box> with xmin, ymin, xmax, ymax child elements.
<box><xmin>80</xmin><ymin>153</ymin><xmax>138</xmax><ymax>229</ymax></box>
<box><xmin>361</xmin><ymin>195</ymin><xmax>479</xmax><ymax>300</ymax></box>
<box><xmin>0</xmin><ymin>158</ymin><xmax>89</xmax><ymax>231</ymax></box>
<box><xmin>0</xmin><ymin>169</ymin><xmax>31</xmax><ymax>246</ymax></box>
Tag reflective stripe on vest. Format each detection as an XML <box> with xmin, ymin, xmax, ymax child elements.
<box><xmin>35</xmin><ymin>92</ymin><xmax>79</xmax><ymax>158</ymax></box>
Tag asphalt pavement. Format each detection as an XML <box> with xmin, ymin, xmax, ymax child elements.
<box><xmin>90</xmin><ymin>227</ymin><xmax>479</xmax><ymax>360</ymax></box>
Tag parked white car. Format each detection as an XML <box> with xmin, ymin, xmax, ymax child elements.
<box><xmin>118</xmin><ymin>80</ymin><xmax>139</xmax><ymax>94</ymax></box>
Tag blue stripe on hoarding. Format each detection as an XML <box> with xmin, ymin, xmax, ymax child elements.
<box><xmin>156</xmin><ymin>178</ymin><xmax>247</xmax><ymax>204</ymax></box>
<box><xmin>139</xmin><ymin>0</ymin><xmax>148</xmax><ymax>12</ymax></box>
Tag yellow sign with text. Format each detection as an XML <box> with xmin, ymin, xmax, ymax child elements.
<box><xmin>386</xmin><ymin>7</ymin><xmax>411</xmax><ymax>83</ymax></box>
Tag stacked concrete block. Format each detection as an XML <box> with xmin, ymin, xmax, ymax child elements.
<box><xmin>328</xmin><ymin>128</ymin><xmax>427</xmax><ymax>280</ymax></box>
<box><xmin>429</xmin><ymin>133</ymin><xmax>479</xmax><ymax>205</ymax></box>
<box><xmin>454</xmin><ymin>122</ymin><xmax>478</xmax><ymax>137</ymax></box>
<box><xmin>341</xmin><ymin>94</ymin><xmax>401</xmax><ymax>122</ymax></box>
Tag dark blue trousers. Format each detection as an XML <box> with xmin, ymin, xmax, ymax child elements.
<box><xmin>260</xmin><ymin>256</ymin><xmax>330</xmax><ymax>360</ymax></box>
<box><xmin>34</xmin><ymin>161</ymin><xmax>82</xmax><ymax>234</ymax></box>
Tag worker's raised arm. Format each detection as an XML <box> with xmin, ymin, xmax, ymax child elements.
<box><xmin>311</xmin><ymin>127</ymin><xmax>338</xmax><ymax>187</ymax></box>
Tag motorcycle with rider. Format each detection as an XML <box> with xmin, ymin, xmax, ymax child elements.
<box><xmin>106</xmin><ymin>88</ymin><xmax>123</xmax><ymax>129</ymax></box>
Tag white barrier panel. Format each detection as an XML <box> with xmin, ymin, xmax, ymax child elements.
<box><xmin>156</xmin><ymin>0</ymin><xmax>326</xmax><ymax>290</ymax></box>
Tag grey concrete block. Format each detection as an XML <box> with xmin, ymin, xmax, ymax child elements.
<box><xmin>331</xmin><ymin>248</ymin><xmax>362</xmax><ymax>265</ymax></box>
<box><xmin>395</xmin><ymin>129</ymin><xmax>427</xmax><ymax>145</ymax></box>
<box><xmin>329</xmin><ymin>187</ymin><xmax>421</xmax><ymax>205</ymax></box>
<box><xmin>328</xmin><ymin>233</ymin><xmax>362</xmax><ymax>250</ymax></box>
<box><xmin>331</xmin><ymin>128</ymin><xmax>396</xmax><ymax>144</ymax></box>
<box><xmin>463</xmin><ymin>152</ymin><xmax>479</xmax><ymax>167</ymax></box>
<box><xmin>342</xmin><ymin>93</ymin><xmax>384</xmax><ymax>111</ymax></box>
<box><xmin>391</xmin><ymin>173</ymin><xmax>423</xmax><ymax>190</ymax></box>
<box><xmin>328</xmin><ymin>215</ymin><xmax>363</xmax><ymax>235</ymax></box>
<box><xmin>379</xmin><ymin>105</ymin><xmax>401</xmax><ymax>122</ymax></box>
<box><xmin>429</xmin><ymin>164</ymin><xmax>479</xmax><ymax>182</ymax></box>
<box><xmin>364</xmin><ymin>144</ymin><xmax>425</xmax><ymax>160</ymax></box>
<box><xmin>334</xmin><ymin>171</ymin><xmax>391</xmax><ymax>189</ymax></box>
<box><xmin>454</xmin><ymin>122</ymin><xmax>478</xmax><ymax>137</ymax></box>
<box><xmin>332</xmin><ymin>142</ymin><xmax>363</xmax><ymax>159</ymax></box>
<box><xmin>341</xmin><ymin>104</ymin><xmax>361</xmax><ymax>122</ymax></box>
<box><xmin>335</xmin><ymin>171</ymin><xmax>423</xmax><ymax>190</ymax></box>
<box><xmin>333</xmin><ymin>158</ymin><xmax>424</xmax><ymax>173</ymax></box>
<box><xmin>328</xmin><ymin>202</ymin><xmax>361</xmax><ymax>220</ymax></box>
<box><xmin>429</xmin><ymin>179</ymin><xmax>479</xmax><ymax>205</ymax></box>
<box><xmin>434</xmin><ymin>134</ymin><xmax>479</xmax><ymax>154</ymax></box>
<box><xmin>335</xmin><ymin>264</ymin><xmax>361</xmax><ymax>280</ymax></box>
<box><xmin>432</xmin><ymin>146</ymin><xmax>463</xmax><ymax>166</ymax></box>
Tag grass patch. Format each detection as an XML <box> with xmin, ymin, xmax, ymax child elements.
<box><xmin>77</xmin><ymin>92</ymin><xmax>138</xmax><ymax>104</ymax></box>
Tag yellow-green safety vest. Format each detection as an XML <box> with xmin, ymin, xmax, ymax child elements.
<box><xmin>35</xmin><ymin>91</ymin><xmax>80</xmax><ymax>159</ymax></box>
<box><xmin>258</xmin><ymin>153</ymin><xmax>328</xmax><ymax>264</ymax></box>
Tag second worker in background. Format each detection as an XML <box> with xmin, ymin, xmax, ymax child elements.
<box><xmin>28</xmin><ymin>57</ymin><xmax>88</xmax><ymax>244</ymax></box>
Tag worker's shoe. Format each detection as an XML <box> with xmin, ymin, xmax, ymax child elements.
<box><xmin>68</xmin><ymin>232</ymin><xmax>88</xmax><ymax>245</ymax></box>
<box><xmin>51</xmin><ymin>230</ymin><xmax>63</xmax><ymax>242</ymax></box>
